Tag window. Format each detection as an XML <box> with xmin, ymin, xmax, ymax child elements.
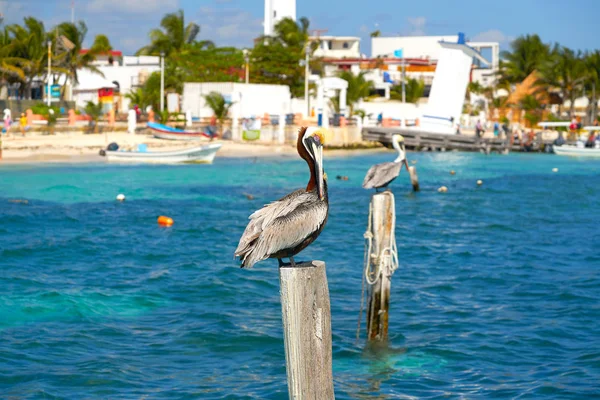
<box><xmin>343</xmin><ymin>42</ymin><xmax>349</xmax><ymax>49</ymax></box>
<box><xmin>328</xmin><ymin>41</ymin><xmax>333</xmax><ymax>50</ymax></box>
<box><xmin>273</xmin><ymin>11</ymin><xmax>276</xmax><ymax>17</ymax></box>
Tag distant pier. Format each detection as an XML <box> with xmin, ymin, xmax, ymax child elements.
<box><xmin>362</xmin><ymin>127</ymin><xmax>557</xmax><ymax>153</ymax></box>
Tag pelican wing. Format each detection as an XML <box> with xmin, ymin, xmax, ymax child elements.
<box><xmin>362</xmin><ymin>162</ymin><xmax>401</xmax><ymax>189</ymax></box>
<box><xmin>235</xmin><ymin>190</ymin><xmax>327</xmax><ymax>268</ymax></box>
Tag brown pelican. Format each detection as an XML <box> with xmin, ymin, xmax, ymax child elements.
<box><xmin>362</xmin><ymin>134</ymin><xmax>409</xmax><ymax>191</ymax></box>
<box><xmin>235</xmin><ymin>127</ymin><xmax>328</xmax><ymax>268</ymax></box>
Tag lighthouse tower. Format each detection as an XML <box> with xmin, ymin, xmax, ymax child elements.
<box><xmin>264</xmin><ymin>0</ymin><xmax>296</xmax><ymax>36</ymax></box>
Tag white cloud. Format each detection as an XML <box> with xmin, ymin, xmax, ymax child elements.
<box><xmin>359</xmin><ymin>25</ymin><xmax>369</xmax><ymax>34</ymax></box>
<box><xmin>407</xmin><ymin>17</ymin><xmax>426</xmax><ymax>36</ymax></box>
<box><xmin>471</xmin><ymin>29</ymin><xmax>512</xmax><ymax>45</ymax></box>
<box><xmin>87</xmin><ymin>0</ymin><xmax>178</xmax><ymax>14</ymax></box>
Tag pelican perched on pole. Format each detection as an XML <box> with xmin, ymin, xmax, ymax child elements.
<box><xmin>362</xmin><ymin>134</ymin><xmax>409</xmax><ymax>191</ymax></box>
<box><xmin>235</xmin><ymin>127</ymin><xmax>329</xmax><ymax>268</ymax></box>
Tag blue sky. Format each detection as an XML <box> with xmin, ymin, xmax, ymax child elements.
<box><xmin>2</xmin><ymin>0</ymin><xmax>598</xmax><ymax>56</ymax></box>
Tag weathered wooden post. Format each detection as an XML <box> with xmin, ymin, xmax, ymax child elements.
<box><xmin>364</xmin><ymin>192</ymin><xmax>397</xmax><ymax>342</ymax></box>
<box><xmin>279</xmin><ymin>260</ymin><xmax>335</xmax><ymax>399</ymax></box>
<box><xmin>407</xmin><ymin>165</ymin><xmax>419</xmax><ymax>192</ymax></box>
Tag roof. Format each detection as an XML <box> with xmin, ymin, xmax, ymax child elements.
<box><xmin>309</xmin><ymin>36</ymin><xmax>360</xmax><ymax>41</ymax></box>
<box><xmin>80</xmin><ymin>49</ymin><xmax>123</xmax><ymax>57</ymax></box>
<box><xmin>74</xmin><ymin>74</ymin><xmax>118</xmax><ymax>91</ymax></box>
<box><xmin>322</xmin><ymin>57</ymin><xmax>432</xmax><ymax>66</ymax></box>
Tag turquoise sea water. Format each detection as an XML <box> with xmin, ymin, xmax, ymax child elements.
<box><xmin>0</xmin><ymin>152</ymin><xmax>599</xmax><ymax>399</ymax></box>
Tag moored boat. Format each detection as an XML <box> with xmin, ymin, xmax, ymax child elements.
<box><xmin>102</xmin><ymin>143</ymin><xmax>222</xmax><ymax>164</ymax></box>
<box><xmin>148</xmin><ymin>122</ymin><xmax>212</xmax><ymax>141</ymax></box>
<box><xmin>553</xmin><ymin>145</ymin><xmax>600</xmax><ymax>157</ymax></box>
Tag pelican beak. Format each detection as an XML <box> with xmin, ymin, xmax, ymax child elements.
<box><xmin>311</xmin><ymin>140</ymin><xmax>325</xmax><ymax>200</ymax></box>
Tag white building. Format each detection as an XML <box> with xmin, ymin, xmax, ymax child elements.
<box><xmin>310</xmin><ymin>36</ymin><xmax>361</xmax><ymax>59</ymax></box>
<box><xmin>264</xmin><ymin>0</ymin><xmax>296</xmax><ymax>36</ymax></box>
<box><xmin>372</xmin><ymin>34</ymin><xmax>499</xmax><ymax>87</ymax></box>
<box><xmin>72</xmin><ymin>56</ymin><xmax>160</xmax><ymax>111</ymax></box>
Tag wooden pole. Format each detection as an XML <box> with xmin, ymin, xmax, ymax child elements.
<box><xmin>408</xmin><ymin>166</ymin><xmax>419</xmax><ymax>192</ymax></box>
<box><xmin>279</xmin><ymin>260</ymin><xmax>334</xmax><ymax>400</ymax></box>
<box><xmin>366</xmin><ymin>193</ymin><xmax>394</xmax><ymax>342</ymax></box>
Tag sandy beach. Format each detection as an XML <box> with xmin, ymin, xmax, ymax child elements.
<box><xmin>0</xmin><ymin>131</ymin><xmax>387</xmax><ymax>164</ymax></box>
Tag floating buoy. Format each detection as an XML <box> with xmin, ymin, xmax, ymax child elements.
<box><xmin>336</xmin><ymin>175</ymin><xmax>349</xmax><ymax>181</ymax></box>
<box><xmin>243</xmin><ymin>193</ymin><xmax>255</xmax><ymax>200</ymax></box>
<box><xmin>477</xmin><ymin>180</ymin><xmax>483</xmax><ymax>186</ymax></box>
<box><xmin>116</xmin><ymin>194</ymin><xmax>126</xmax><ymax>202</ymax></box>
<box><xmin>450</xmin><ymin>170</ymin><xmax>456</xmax><ymax>175</ymax></box>
<box><xmin>157</xmin><ymin>216</ymin><xmax>174</xmax><ymax>226</ymax></box>
<box><xmin>438</xmin><ymin>186</ymin><xmax>448</xmax><ymax>193</ymax></box>
<box><xmin>552</xmin><ymin>168</ymin><xmax>558</xmax><ymax>173</ymax></box>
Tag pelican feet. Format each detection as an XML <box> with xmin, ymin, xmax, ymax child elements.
<box><xmin>278</xmin><ymin>256</ymin><xmax>300</xmax><ymax>268</ymax></box>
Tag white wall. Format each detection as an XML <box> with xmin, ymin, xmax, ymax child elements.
<box><xmin>182</xmin><ymin>82</ymin><xmax>292</xmax><ymax>119</ymax></box>
<box><xmin>372</xmin><ymin>35</ymin><xmax>458</xmax><ymax>59</ymax></box>
<box><xmin>264</xmin><ymin>0</ymin><xmax>296</xmax><ymax>36</ymax></box>
<box><xmin>313</xmin><ymin>38</ymin><xmax>361</xmax><ymax>59</ymax></box>
<box><xmin>421</xmin><ymin>45</ymin><xmax>472</xmax><ymax>134</ymax></box>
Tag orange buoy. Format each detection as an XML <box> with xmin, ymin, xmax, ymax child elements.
<box><xmin>157</xmin><ymin>216</ymin><xmax>174</xmax><ymax>226</ymax></box>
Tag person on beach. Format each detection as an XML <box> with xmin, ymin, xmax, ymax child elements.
<box><xmin>493</xmin><ymin>121</ymin><xmax>499</xmax><ymax>137</ymax></box>
<box><xmin>475</xmin><ymin>120</ymin><xmax>484</xmax><ymax>138</ymax></box>
<box><xmin>3</xmin><ymin>110</ymin><xmax>11</xmax><ymax>136</ymax></box>
<box><xmin>19</xmin><ymin>113</ymin><xmax>27</xmax><ymax>136</ymax></box>
<box><xmin>585</xmin><ymin>131</ymin><xmax>597</xmax><ymax>148</ymax></box>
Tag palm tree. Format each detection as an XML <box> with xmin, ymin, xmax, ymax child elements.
<box><xmin>370</xmin><ymin>30</ymin><xmax>381</xmax><ymax>38</ymax></box>
<box><xmin>84</xmin><ymin>100</ymin><xmax>103</xmax><ymax>133</ymax></box>
<box><xmin>8</xmin><ymin>17</ymin><xmax>51</xmax><ymax>99</ymax></box>
<box><xmin>90</xmin><ymin>34</ymin><xmax>113</xmax><ymax>63</ymax></box>
<box><xmin>519</xmin><ymin>94</ymin><xmax>542</xmax><ymax>127</ymax></box>
<box><xmin>338</xmin><ymin>70</ymin><xmax>372</xmax><ymax>116</ymax></box>
<box><xmin>57</xmin><ymin>21</ymin><xmax>102</xmax><ymax>90</ymax></box>
<box><xmin>136</xmin><ymin>10</ymin><xmax>212</xmax><ymax>56</ymax></box>
<box><xmin>204</xmin><ymin>91</ymin><xmax>233</xmax><ymax>137</ymax></box>
<box><xmin>0</xmin><ymin>28</ymin><xmax>25</xmax><ymax>82</ymax></box>
<box><xmin>584</xmin><ymin>50</ymin><xmax>600</xmax><ymax>123</ymax></box>
<box><xmin>499</xmin><ymin>34</ymin><xmax>550</xmax><ymax>84</ymax></box>
<box><xmin>390</xmin><ymin>78</ymin><xmax>424</xmax><ymax>104</ymax></box>
<box><xmin>538</xmin><ymin>46</ymin><xmax>588</xmax><ymax>118</ymax></box>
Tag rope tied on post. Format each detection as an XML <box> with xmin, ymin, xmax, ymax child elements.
<box><xmin>356</xmin><ymin>190</ymin><xmax>399</xmax><ymax>343</ymax></box>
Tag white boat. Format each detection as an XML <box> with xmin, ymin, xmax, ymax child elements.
<box><xmin>103</xmin><ymin>143</ymin><xmax>222</xmax><ymax>164</ymax></box>
<box><xmin>553</xmin><ymin>145</ymin><xmax>600</xmax><ymax>157</ymax></box>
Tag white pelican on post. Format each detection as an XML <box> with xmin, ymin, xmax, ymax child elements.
<box><xmin>362</xmin><ymin>134</ymin><xmax>409</xmax><ymax>191</ymax></box>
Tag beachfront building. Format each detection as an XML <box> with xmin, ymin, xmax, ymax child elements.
<box><xmin>371</xmin><ymin>34</ymin><xmax>500</xmax><ymax>87</ymax></box>
<box><xmin>264</xmin><ymin>0</ymin><xmax>296</xmax><ymax>36</ymax></box>
<box><xmin>310</xmin><ymin>36</ymin><xmax>361</xmax><ymax>60</ymax></box>
<box><xmin>72</xmin><ymin>55</ymin><xmax>160</xmax><ymax>112</ymax></box>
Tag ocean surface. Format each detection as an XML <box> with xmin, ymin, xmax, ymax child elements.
<box><xmin>0</xmin><ymin>151</ymin><xmax>599</xmax><ymax>399</ymax></box>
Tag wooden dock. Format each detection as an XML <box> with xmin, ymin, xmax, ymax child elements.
<box><xmin>362</xmin><ymin>127</ymin><xmax>556</xmax><ymax>153</ymax></box>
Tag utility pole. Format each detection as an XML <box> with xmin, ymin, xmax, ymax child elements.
<box><xmin>401</xmin><ymin>57</ymin><xmax>406</xmax><ymax>103</ymax></box>
<box><xmin>306</xmin><ymin>29</ymin><xmax>328</xmax><ymax>118</ymax></box>
<box><xmin>243</xmin><ymin>49</ymin><xmax>249</xmax><ymax>84</ymax></box>
<box><xmin>304</xmin><ymin>43</ymin><xmax>309</xmax><ymax>117</ymax></box>
<box><xmin>160</xmin><ymin>52</ymin><xmax>165</xmax><ymax>112</ymax></box>
<box><xmin>47</xmin><ymin>41</ymin><xmax>52</xmax><ymax>106</ymax></box>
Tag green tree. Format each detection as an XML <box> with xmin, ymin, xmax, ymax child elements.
<box><xmin>390</xmin><ymin>78</ymin><xmax>424</xmax><ymax>104</ymax></box>
<box><xmin>519</xmin><ymin>94</ymin><xmax>542</xmax><ymax>127</ymax></box>
<box><xmin>252</xmin><ymin>17</ymin><xmax>313</xmax><ymax>98</ymax></box>
<box><xmin>370</xmin><ymin>30</ymin><xmax>381</xmax><ymax>38</ymax></box>
<box><xmin>584</xmin><ymin>50</ymin><xmax>600</xmax><ymax>123</ymax></box>
<box><xmin>538</xmin><ymin>46</ymin><xmax>588</xmax><ymax>117</ymax></box>
<box><xmin>90</xmin><ymin>34</ymin><xmax>113</xmax><ymax>63</ymax></box>
<box><xmin>84</xmin><ymin>100</ymin><xmax>103</xmax><ymax>133</ymax></box>
<box><xmin>172</xmin><ymin>46</ymin><xmax>244</xmax><ymax>82</ymax></box>
<box><xmin>499</xmin><ymin>34</ymin><xmax>550</xmax><ymax>84</ymax></box>
<box><xmin>0</xmin><ymin>28</ymin><xmax>25</xmax><ymax>82</ymax></box>
<box><xmin>8</xmin><ymin>17</ymin><xmax>52</xmax><ymax>99</ymax></box>
<box><xmin>204</xmin><ymin>91</ymin><xmax>233</xmax><ymax>136</ymax></box>
<box><xmin>136</xmin><ymin>10</ymin><xmax>212</xmax><ymax>56</ymax></box>
<box><xmin>338</xmin><ymin>70</ymin><xmax>372</xmax><ymax>116</ymax></box>
<box><xmin>57</xmin><ymin>21</ymin><xmax>103</xmax><ymax>97</ymax></box>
